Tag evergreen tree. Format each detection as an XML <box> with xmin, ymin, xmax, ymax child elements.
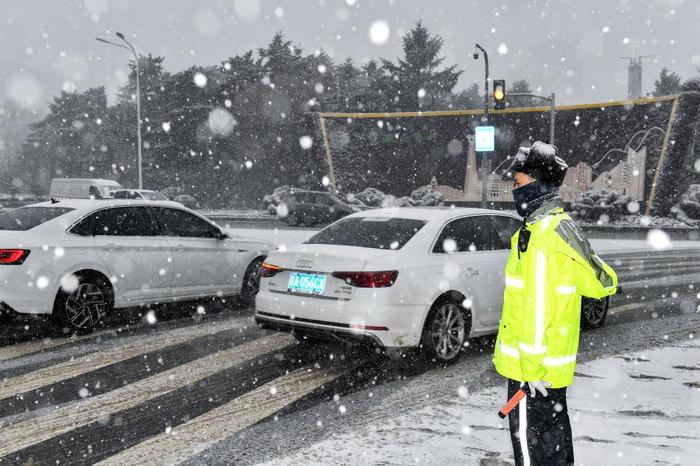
<box><xmin>653</xmin><ymin>67</ymin><xmax>682</xmax><ymax>96</ymax></box>
<box><xmin>380</xmin><ymin>21</ymin><xmax>461</xmax><ymax>112</ymax></box>
<box><xmin>451</xmin><ymin>83</ymin><xmax>481</xmax><ymax>109</ymax></box>
<box><xmin>18</xmin><ymin>87</ymin><xmax>112</xmax><ymax>192</ymax></box>
<box><xmin>508</xmin><ymin>79</ymin><xmax>538</xmax><ymax>108</ymax></box>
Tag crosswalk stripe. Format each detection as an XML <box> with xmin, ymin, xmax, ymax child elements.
<box><xmin>97</xmin><ymin>363</ymin><xmax>343</xmax><ymax>466</ymax></box>
<box><xmin>0</xmin><ymin>333</ymin><xmax>95</xmax><ymax>363</ymax></box>
<box><xmin>0</xmin><ymin>317</ymin><xmax>250</xmax><ymax>400</ymax></box>
<box><xmin>0</xmin><ymin>333</ymin><xmax>294</xmax><ymax>458</ymax></box>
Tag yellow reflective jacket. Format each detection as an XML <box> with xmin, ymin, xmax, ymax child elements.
<box><xmin>493</xmin><ymin>202</ymin><xmax>618</xmax><ymax>388</ymax></box>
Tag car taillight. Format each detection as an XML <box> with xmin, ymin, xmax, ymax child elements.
<box><xmin>331</xmin><ymin>271</ymin><xmax>398</xmax><ymax>288</ymax></box>
<box><xmin>260</xmin><ymin>262</ymin><xmax>282</xmax><ymax>278</ymax></box>
<box><xmin>0</xmin><ymin>249</ymin><xmax>30</xmax><ymax>265</ymax></box>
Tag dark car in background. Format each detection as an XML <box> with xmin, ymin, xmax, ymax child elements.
<box><xmin>282</xmin><ymin>190</ymin><xmax>363</xmax><ymax>226</ymax></box>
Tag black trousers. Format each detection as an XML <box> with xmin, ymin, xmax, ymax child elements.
<box><xmin>507</xmin><ymin>379</ymin><xmax>574</xmax><ymax>466</ymax></box>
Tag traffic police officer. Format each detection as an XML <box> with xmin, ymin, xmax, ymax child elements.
<box><xmin>493</xmin><ymin>141</ymin><xmax>618</xmax><ymax>466</ymax></box>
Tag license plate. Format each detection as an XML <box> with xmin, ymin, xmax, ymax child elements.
<box><xmin>287</xmin><ymin>272</ymin><xmax>327</xmax><ymax>295</ymax></box>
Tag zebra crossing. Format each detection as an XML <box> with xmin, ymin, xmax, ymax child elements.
<box><xmin>0</xmin><ymin>247</ymin><xmax>697</xmax><ymax>464</ymax></box>
<box><xmin>0</xmin><ymin>313</ymin><xmax>356</xmax><ymax>465</ymax></box>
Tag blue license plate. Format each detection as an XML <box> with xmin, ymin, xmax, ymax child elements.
<box><xmin>287</xmin><ymin>272</ymin><xmax>327</xmax><ymax>295</ymax></box>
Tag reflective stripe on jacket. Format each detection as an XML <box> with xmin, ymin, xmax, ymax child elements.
<box><xmin>492</xmin><ymin>205</ymin><xmax>617</xmax><ymax>388</ymax></box>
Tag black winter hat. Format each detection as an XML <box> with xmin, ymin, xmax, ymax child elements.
<box><xmin>509</xmin><ymin>141</ymin><xmax>568</xmax><ymax>187</ymax></box>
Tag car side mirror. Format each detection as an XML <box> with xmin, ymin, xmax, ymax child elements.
<box><xmin>216</xmin><ymin>230</ymin><xmax>229</xmax><ymax>240</ymax></box>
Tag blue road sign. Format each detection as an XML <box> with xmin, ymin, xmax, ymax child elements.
<box><xmin>475</xmin><ymin>126</ymin><xmax>495</xmax><ymax>152</ymax></box>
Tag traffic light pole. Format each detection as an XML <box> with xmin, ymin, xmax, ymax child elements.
<box><xmin>508</xmin><ymin>92</ymin><xmax>556</xmax><ymax>145</ymax></box>
<box><xmin>473</xmin><ymin>43</ymin><xmax>490</xmax><ymax>208</ymax></box>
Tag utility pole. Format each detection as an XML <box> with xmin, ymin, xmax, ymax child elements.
<box><xmin>508</xmin><ymin>92</ymin><xmax>557</xmax><ymax>145</ymax></box>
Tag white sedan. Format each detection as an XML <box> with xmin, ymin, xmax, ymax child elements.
<box><xmin>0</xmin><ymin>199</ymin><xmax>272</xmax><ymax>333</ymax></box>
<box><xmin>255</xmin><ymin>207</ymin><xmax>607</xmax><ymax>363</ymax></box>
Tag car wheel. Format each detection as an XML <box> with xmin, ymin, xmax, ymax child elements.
<box><xmin>53</xmin><ymin>275</ymin><xmax>112</xmax><ymax>335</ymax></box>
<box><xmin>286</xmin><ymin>212</ymin><xmax>299</xmax><ymax>227</ymax></box>
<box><xmin>420</xmin><ymin>298</ymin><xmax>470</xmax><ymax>364</ymax></box>
<box><xmin>240</xmin><ymin>257</ymin><xmax>264</xmax><ymax>306</ymax></box>
<box><xmin>581</xmin><ymin>296</ymin><xmax>609</xmax><ymax>330</ymax></box>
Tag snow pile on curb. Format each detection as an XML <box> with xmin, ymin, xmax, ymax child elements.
<box><xmin>261</xmin><ymin>338</ymin><xmax>700</xmax><ymax>466</ymax></box>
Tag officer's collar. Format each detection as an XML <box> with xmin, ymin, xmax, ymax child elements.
<box><xmin>526</xmin><ymin>198</ymin><xmax>564</xmax><ymax>224</ymax></box>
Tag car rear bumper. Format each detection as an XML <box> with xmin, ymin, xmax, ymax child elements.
<box><xmin>0</xmin><ymin>268</ymin><xmax>57</xmax><ymax>315</ymax></box>
<box><xmin>254</xmin><ymin>290</ymin><xmax>426</xmax><ymax>348</ymax></box>
<box><xmin>255</xmin><ymin>310</ymin><xmax>384</xmax><ymax>347</ymax></box>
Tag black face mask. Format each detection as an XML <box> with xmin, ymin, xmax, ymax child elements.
<box><xmin>512</xmin><ymin>181</ymin><xmax>553</xmax><ymax>218</ymax></box>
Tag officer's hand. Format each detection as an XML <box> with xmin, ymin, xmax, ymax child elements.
<box><xmin>527</xmin><ymin>380</ymin><xmax>552</xmax><ymax>397</ymax></box>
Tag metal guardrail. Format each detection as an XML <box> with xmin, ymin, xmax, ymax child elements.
<box><xmin>580</xmin><ymin>224</ymin><xmax>700</xmax><ymax>241</ymax></box>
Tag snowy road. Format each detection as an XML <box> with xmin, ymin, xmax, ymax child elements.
<box><xmin>0</xmin><ymin>245</ymin><xmax>697</xmax><ymax>464</ymax></box>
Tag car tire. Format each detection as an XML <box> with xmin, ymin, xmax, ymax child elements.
<box><xmin>240</xmin><ymin>257</ymin><xmax>264</xmax><ymax>307</ymax></box>
<box><xmin>53</xmin><ymin>274</ymin><xmax>112</xmax><ymax>335</ymax></box>
<box><xmin>581</xmin><ymin>296</ymin><xmax>609</xmax><ymax>330</ymax></box>
<box><xmin>419</xmin><ymin>297</ymin><xmax>471</xmax><ymax>364</ymax></box>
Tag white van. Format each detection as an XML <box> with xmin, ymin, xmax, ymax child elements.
<box><xmin>49</xmin><ymin>178</ymin><xmax>122</xmax><ymax>199</ymax></box>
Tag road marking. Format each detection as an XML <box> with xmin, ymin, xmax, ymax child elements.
<box><xmin>97</xmin><ymin>363</ymin><xmax>343</xmax><ymax>466</ymax></box>
<box><xmin>0</xmin><ymin>333</ymin><xmax>95</xmax><ymax>363</ymax></box>
<box><xmin>0</xmin><ymin>333</ymin><xmax>294</xmax><ymax>458</ymax></box>
<box><xmin>608</xmin><ymin>303</ymin><xmax>648</xmax><ymax>316</ymax></box>
<box><xmin>0</xmin><ymin>317</ymin><xmax>250</xmax><ymax>400</ymax></box>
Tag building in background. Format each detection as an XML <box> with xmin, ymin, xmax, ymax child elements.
<box><xmin>621</xmin><ymin>55</ymin><xmax>652</xmax><ymax>99</ymax></box>
<box><xmin>434</xmin><ymin>143</ymin><xmax>647</xmax><ymax>205</ymax></box>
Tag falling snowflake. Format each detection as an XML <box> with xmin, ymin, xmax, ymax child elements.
<box><xmin>647</xmin><ymin>229</ymin><xmax>672</xmax><ymax>250</ymax></box>
<box><xmin>193</xmin><ymin>72</ymin><xmax>208</xmax><ymax>88</ymax></box>
<box><xmin>299</xmin><ymin>135</ymin><xmax>313</xmax><ymax>150</ymax></box>
<box><xmin>369</xmin><ymin>20</ymin><xmax>390</xmax><ymax>45</ymax></box>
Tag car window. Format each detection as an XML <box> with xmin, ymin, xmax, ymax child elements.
<box><xmin>151</xmin><ymin>207</ymin><xmax>221</xmax><ymax>238</ymax></box>
<box><xmin>314</xmin><ymin>194</ymin><xmax>334</xmax><ymax>205</ymax></box>
<box><xmin>305</xmin><ymin>217</ymin><xmax>426</xmax><ymax>250</ymax></box>
<box><xmin>491</xmin><ymin>215</ymin><xmax>522</xmax><ymax>249</ymax></box>
<box><xmin>90</xmin><ymin>207</ymin><xmax>159</xmax><ymax>236</ymax></box>
<box><xmin>432</xmin><ymin>216</ymin><xmax>501</xmax><ymax>253</ymax></box>
<box><xmin>0</xmin><ymin>207</ymin><xmax>74</xmax><ymax>231</ymax></box>
<box><xmin>297</xmin><ymin>193</ymin><xmax>313</xmax><ymax>203</ymax></box>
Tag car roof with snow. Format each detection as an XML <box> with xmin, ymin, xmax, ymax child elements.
<box><xmin>349</xmin><ymin>206</ymin><xmax>520</xmax><ymax>222</ymax></box>
<box><xmin>27</xmin><ymin>198</ymin><xmax>185</xmax><ymax>212</ymax></box>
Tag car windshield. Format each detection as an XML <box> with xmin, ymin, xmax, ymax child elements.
<box><xmin>0</xmin><ymin>207</ymin><xmax>74</xmax><ymax>231</ymax></box>
<box><xmin>305</xmin><ymin>217</ymin><xmax>426</xmax><ymax>250</ymax></box>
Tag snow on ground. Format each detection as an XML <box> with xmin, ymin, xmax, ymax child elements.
<box><xmin>260</xmin><ymin>338</ymin><xmax>700</xmax><ymax>466</ymax></box>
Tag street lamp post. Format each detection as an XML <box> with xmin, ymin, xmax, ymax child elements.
<box><xmin>473</xmin><ymin>43</ymin><xmax>490</xmax><ymax>208</ymax></box>
<box><xmin>96</xmin><ymin>32</ymin><xmax>143</xmax><ymax>189</ymax></box>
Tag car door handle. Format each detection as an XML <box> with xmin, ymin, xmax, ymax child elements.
<box><xmin>465</xmin><ymin>267</ymin><xmax>479</xmax><ymax>276</ymax></box>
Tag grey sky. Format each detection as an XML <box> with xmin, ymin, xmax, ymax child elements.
<box><xmin>2</xmin><ymin>0</ymin><xmax>699</xmax><ymax>113</ymax></box>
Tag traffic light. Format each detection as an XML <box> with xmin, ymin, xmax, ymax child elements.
<box><xmin>493</xmin><ymin>80</ymin><xmax>506</xmax><ymax>110</ymax></box>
